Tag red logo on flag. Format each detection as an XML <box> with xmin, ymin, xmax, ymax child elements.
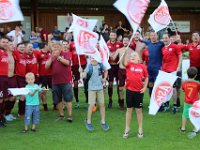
<box><xmin>99</xmin><ymin>46</ymin><xmax>109</xmax><ymax>62</ymax></box>
<box><xmin>190</xmin><ymin>101</ymin><xmax>200</xmax><ymax>118</ymax></box>
<box><xmin>77</xmin><ymin>19</ymin><xmax>89</xmax><ymax>28</ymax></box>
<box><xmin>154</xmin><ymin>82</ymin><xmax>172</xmax><ymax>107</ymax></box>
<box><xmin>127</xmin><ymin>0</ymin><xmax>149</xmax><ymax>25</ymax></box>
<box><xmin>78</xmin><ymin>30</ymin><xmax>97</xmax><ymax>54</ymax></box>
<box><xmin>0</xmin><ymin>0</ymin><xmax>14</xmax><ymax>20</ymax></box>
<box><xmin>154</xmin><ymin>6</ymin><xmax>171</xmax><ymax>26</ymax></box>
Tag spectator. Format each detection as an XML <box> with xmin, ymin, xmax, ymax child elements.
<box><xmin>52</xmin><ymin>26</ymin><xmax>61</xmax><ymax>41</ymax></box>
<box><xmin>29</xmin><ymin>31</ymin><xmax>40</xmax><ymax>49</ymax></box>
<box><xmin>7</xmin><ymin>25</ymin><xmax>24</xmax><ymax>45</ymax></box>
<box><xmin>101</xmin><ymin>23</ymin><xmax>110</xmax><ymax>42</ymax></box>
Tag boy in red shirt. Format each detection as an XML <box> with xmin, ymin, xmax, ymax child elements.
<box><xmin>180</xmin><ymin>67</ymin><xmax>200</xmax><ymax>132</ymax></box>
<box><xmin>122</xmin><ymin>51</ymin><xmax>148</xmax><ymax>139</ymax></box>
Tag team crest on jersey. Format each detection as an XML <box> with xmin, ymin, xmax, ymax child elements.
<box><xmin>169</xmin><ymin>48</ymin><xmax>172</xmax><ymax>51</ymax></box>
<box><xmin>197</xmin><ymin>45</ymin><xmax>200</xmax><ymax>49</ymax></box>
<box><xmin>116</xmin><ymin>45</ymin><xmax>120</xmax><ymax>48</ymax></box>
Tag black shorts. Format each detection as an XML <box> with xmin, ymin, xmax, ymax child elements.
<box><xmin>108</xmin><ymin>64</ymin><xmax>119</xmax><ymax>82</ymax></box>
<box><xmin>174</xmin><ymin>71</ymin><xmax>182</xmax><ymax>89</ymax></box>
<box><xmin>118</xmin><ymin>68</ymin><xmax>126</xmax><ymax>87</ymax></box>
<box><xmin>0</xmin><ymin>76</ymin><xmax>8</xmax><ymax>99</ymax></box>
<box><xmin>39</xmin><ymin>76</ymin><xmax>52</xmax><ymax>89</ymax></box>
<box><xmin>126</xmin><ymin>89</ymin><xmax>143</xmax><ymax>108</ymax></box>
<box><xmin>8</xmin><ymin>76</ymin><xmax>18</xmax><ymax>97</ymax></box>
<box><xmin>72</xmin><ymin>65</ymin><xmax>86</xmax><ymax>81</ymax></box>
<box><xmin>52</xmin><ymin>83</ymin><xmax>73</xmax><ymax>104</ymax></box>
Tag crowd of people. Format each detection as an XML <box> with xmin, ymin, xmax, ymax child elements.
<box><xmin>0</xmin><ymin>22</ymin><xmax>200</xmax><ymax>138</ymax></box>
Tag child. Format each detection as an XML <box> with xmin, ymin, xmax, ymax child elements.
<box><xmin>180</xmin><ymin>67</ymin><xmax>200</xmax><ymax>133</ymax></box>
<box><xmin>122</xmin><ymin>51</ymin><xmax>149</xmax><ymax>138</ymax></box>
<box><xmin>22</xmin><ymin>72</ymin><xmax>42</xmax><ymax>133</ymax></box>
<box><xmin>79</xmin><ymin>57</ymin><xmax>109</xmax><ymax>131</ymax></box>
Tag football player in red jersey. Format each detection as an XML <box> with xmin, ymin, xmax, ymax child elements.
<box><xmin>107</xmin><ymin>31</ymin><xmax>123</xmax><ymax>108</ymax></box>
<box><xmin>0</xmin><ymin>37</ymin><xmax>9</xmax><ymax>127</ymax></box>
<box><xmin>161</xmin><ymin>33</ymin><xmax>182</xmax><ymax>113</ymax></box>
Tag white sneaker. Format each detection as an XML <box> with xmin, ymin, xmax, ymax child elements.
<box><xmin>137</xmin><ymin>133</ymin><xmax>144</xmax><ymax>139</ymax></box>
<box><xmin>9</xmin><ymin>114</ymin><xmax>16</xmax><ymax>120</ymax></box>
<box><xmin>5</xmin><ymin>115</ymin><xmax>13</xmax><ymax>121</ymax></box>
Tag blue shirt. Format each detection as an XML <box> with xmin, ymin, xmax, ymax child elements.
<box><xmin>52</xmin><ymin>30</ymin><xmax>61</xmax><ymax>41</ymax></box>
<box><xmin>25</xmin><ymin>84</ymin><xmax>41</xmax><ymax>106</ymax></box>
<box><xmin>142</xmin><ymin>40</ymin><xmax>164</xmax><ymax>70</ymax></box>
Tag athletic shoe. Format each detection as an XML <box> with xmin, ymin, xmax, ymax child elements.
<box><xmin>100</xmin><ymin>122</ymin><xmax>109</xmax><ymax>131</ymax></box>
<box><xmin>21</xmin><ymin>129</ymin><xmax>28</xmax><ymax>133</ymax></box>
<box><xmin>137</xmin><ymin>133</ymin><xmax>144</xmax><ymax>138</ymax></box>
<box><xmin>179</xmin><ymin>127</ymin><xmax>186</xmax><ymax>133</ymax></box>
<box><xmin>55</xmin><ymin>116</ymin><xmax>65</xmax><ymax>121</ymax></box>
<box><xmin>84</xmin><ymin>120</ymin><xmax>94</xmax><ymax>131</ymax></box>
<box><xmin>108</xmin><ymin>100</ymin><xmax>112</xmax><ymax>108</ymax></box>
<box><xmin>67</xmin><ymin>116</ymin><xmax>73</xmax><ymax>123</ymax></box>
<box><xmin>74</xmin><ymin>103</ymin><xmax>79</xmax><ymax>109</ymax></box>
<box><xmin>92</xmin><ymin>105</ymin><xmax>97</xmax><ymax>112</ymax></box>
<box><xmin>172</xmin><ymin>106</ymin><xmax>177</xmax><ymax>114</ymax></box>
<box><xmin>123</xmin><ymin>130</ymin><xmax>130</xmax><ymax>139</ymax></box>
<box><xmin>31</xmin><ymin>129</ymin><xmax>36</xmax><ymax>132</ymax></box>
<box><xmin>0</xmin><ymin>121</ymin><xmax>6</xmax><ymax>128</ymax></box>
<box><xmin>9</xmin><ymin>114</ymin><xmax>16</xmax><ymax>120</ymax></box>
<box><xmin>5</xmin><ymin>115</ymin><xmax>13</xmax><ymax>121</ymax></box>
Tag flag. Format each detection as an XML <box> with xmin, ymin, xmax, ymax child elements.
<box><xmin>0</xmin><ymin>0</ymin><xmax>24</xmax><ymax>23</ymax></box>
<box><xmin>99</xmin><ymin>35</ymin><xmax>111</xmax><ymax>70</ymax></box>
<box><xmin>149</xmin><ymin>71</ymin><xmax>178</xmax><ymax>115</ymax></box>
<box><xmin>68</xmin><ymin>14</ymin><xmax>98</xmax><ymax>32</ymax></box>
<box><xmin>148</xmin><ymin>0</ymin><xmax>171</xmax><ymax>32</ymax></box>
<box><xmin>114</xmin><ymin>0</ymin><xmax>149</xmax><ymax>34</ymax></box>
<box><xmin>189</xmin><ymin>100</ymin><xmax>200</xmax><ymax>131</ymax></box>
<box><xmin>73</xmin><ymin>27</ymin><xmax>101</xmax><ymax>62</ymax></box>
<box><xmin>182</xmin><ymin>59</ymin><xmax>190</xmax><ymax>80</ymax></box>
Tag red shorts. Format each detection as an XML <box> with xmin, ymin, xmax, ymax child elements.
<box><xmin>72</xmin><ymin>65</ymin><xmax>86</xmax><ymax>81</ymax></box>
<box><xmin>8</xmin><ymin>76</ymin><xmax>18</xmax><ymax>97</ymax></box>
<box><xmin>16</xmin><ymin>76</ymin><xmax>26</xmax><ymax>88</ymax></box>
<box><xmin>39</xmin><ymin>75</ymin><xmax>52</xmax><ymax>89</ymax></box>
<box><xmin>118</xmin><ymin>68</ymin><xmax>126</xmax><ymax>87</ymax></box>
<box><xmin>0</xmin><ymin>76</ymin><xmax>8</xmax><ymax>99</ymax></box>
<box><xmin>108</xmin><ymin>64</ymin><xmax>119</xmax><ymax>82</ymax></box>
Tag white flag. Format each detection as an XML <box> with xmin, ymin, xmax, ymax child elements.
<box><xmin>189</xmin><ymin>100</ymin><xmax>200</xmax><ymax>131</ymax></box>
<box><xmin>0</xmin><ymin>0</ymin><xmax>24</xmax><ymax>23</ymax></box>
<box><xmin>114</xmin><ymin>0</ymin><xmax>149</xmax><ymax>34</ymax></box>
<box><xmin>182</xmin><ymin>59</ymin><xmax>190</xmax><ymax>80</ymax></box>
<box><xmin>99</xmin><ymin>35</ymin><xmax>111</xmax><ymax>70</ymax></box>
<box><xmin>148</xmin><ymin>0</ymin><xmax>171</xmax><ymax>32</ymax></box>
<box><xmin>73</xmin><ymin>27</ymin><xmax>101</xmax><ymax>62</ymax></box>
<box><xmin>68</xmin><ymin>14</ymin><xmax>98</xmax><ymax>32</ymax></box>
<box><xmin>8</xmin><ymin>88</ymin><xmax>34</xmax><ymax>96</ymax></box>
<box><xmin>149</xmin><ymin>71</ymin><xmax>178</xmax><ymax>115</ymax></box>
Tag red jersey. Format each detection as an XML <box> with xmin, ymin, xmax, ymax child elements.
<box><xmin>0</xmin><ymin>49</ymin><xmax>8</xmax><ymax>76</ymax></box>
<box><xmin>69</xmin><ymin>42</ymin><xmax>87</xmax><ymax>66</ymax></box>
<box><xmin>107</xmin><ymin>41</ymin><xmax>123</xmax><ymax>64</ymax></box>
<box><xmin>40</xmin><ymin>29</ymin><xmax>48</xmax><ymax>42</ymax></box>
<box><xmin>38</xmin><ymin>51</ymin><xmax>51</xmax><ymax>76</ymax></box>
<box><xmin>162</xmin><ymin>43</ymin><xmax>181</xmax><ymax>72</ymax></box>
<box><xmin>13</xmin><ymin>50</ymin><xmax>26</xmax><ymax>77</ymax></box>
<box><xmin>142</xmin><ymin>49</ymin><xmax>149</xmax><ymax>66</ymax></box>
<box><xmin>182</xmin><ymin>80</ymin><xmax>200</xmax><ymax>104</ymax></box>
<box><xmin>126</xmin><ymin>62</ymin><xmax>148</xmax><ymax>92</ymax></box>
<box><xmin>183</xmin><ymin>43</ymin><xmax>200</xmax><ymax>67</ymax></box>
<box><xmin>25</xmin><ymin>51</ymin><xmax>40</xmax><ymax>75</ymax></box>
<box><xmin>51</xmin><ymin>51</ymin><xmax>71</xmax><ymax>85</ymax></box>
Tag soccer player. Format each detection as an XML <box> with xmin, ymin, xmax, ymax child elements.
<box><xmin>0</xmin><ymin>37</ymin><xmax>9</xmax><ymax>127</ymax></box>
<box><xmin>38</xmin><ymin>42</ymin><xmax>52</xmax><ymax>111</ymax></box>
<box><xmin>13</xmin><ymin>43</ymin><xmax>27</xmax><ymax>118</ymax></box>
<box><xmin>107</xmin><ymin>31</ymin><xmax>123</xmax><ymax>108</ymax></box>
<box><xmin>182</xmin><ymin>31</ymin><xmax>200</xmax><ymax>81</ymax></box>
<box><xmin>70</xmin><ymin>41</ymin><xmax>87</xmax><ymax>107</ymax></box>
<box><xmin>142</xmin><ymin>31</ymin><xmax>164</xmax><ymax>96</ymax></box>
<box><xmin>4</xmin><ymin>41</ymin><xmax>17</xmax><ymax>121</ymax></box>
<box><xmin>110</xmin><ymin>36</ymin><xmax>134</xmax><ymax>110</ymax></box>
<box><xmin>161</xmin><ymin>33</ymin><xmax>182</xmax><ymax>113</ymax></box>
